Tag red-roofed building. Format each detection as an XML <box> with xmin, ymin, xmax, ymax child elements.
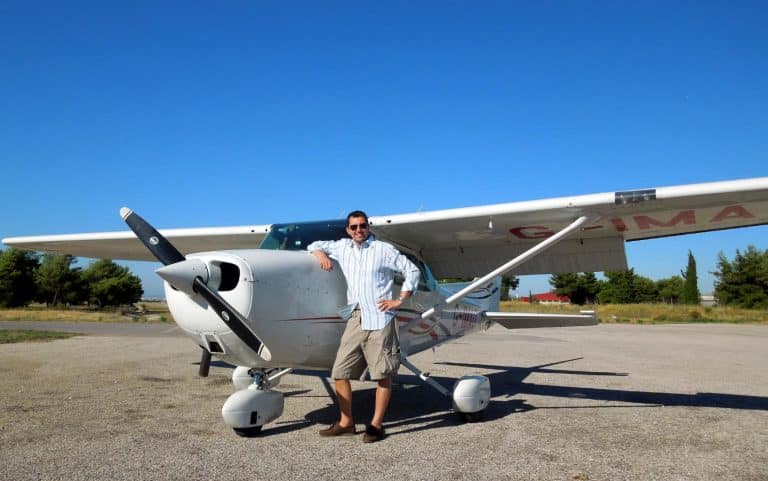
<box><xmin>519</xmin><ymin>292</ymin><xmax>570</xmax><ymax>304</ymax></box>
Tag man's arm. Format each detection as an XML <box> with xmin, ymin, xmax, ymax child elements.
<box><xmin>377</xmin><ymin>249</ymin><xmax>421</xmax><ymax>312</ymax></box>
<box><xmin>395</xmin><ymin>253</ymin><xmax>421</xmax><ymax>294</ymax></box>
<box><xmin>306</xmin><ymin>240</ymin><xmax>338</xmax><ymax>272</ymax></box>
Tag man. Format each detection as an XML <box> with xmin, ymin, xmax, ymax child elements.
<box><xmin>307</xmin><ymin>210</ymin><xmax>420</xmax><ymax>443</ymax></box>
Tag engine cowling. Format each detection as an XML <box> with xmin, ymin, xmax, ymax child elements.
<box><xmin>164</xmin><ymin>249</ymin><xmax>347</xmax><ymax>368</ymax></box>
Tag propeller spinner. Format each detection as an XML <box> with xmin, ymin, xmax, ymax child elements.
<box><xmin>120</xmin><ymin>208</ymin><xmax>272</xmax><ymax>368</ymax></box>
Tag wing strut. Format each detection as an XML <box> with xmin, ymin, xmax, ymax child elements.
<box><xmin>400</xmin><ymin>357</ymin><xmax>450</xmax><ymax>397</ymax></box>
<box><xmin>420</xmin><ymin>215</ymin><xmax>596</xmax><ymax>320</ymax></box>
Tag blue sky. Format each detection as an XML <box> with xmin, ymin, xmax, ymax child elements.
<box><xmin>1</xmin><ymin>2</ymin><xmax>766</xmax><ymax>298</ymax></box>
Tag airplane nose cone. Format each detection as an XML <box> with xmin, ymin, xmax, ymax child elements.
<box><xmin>156</xmin><ymin>258</ymin><xmax>209</xmax><ymax>295</ymax></box>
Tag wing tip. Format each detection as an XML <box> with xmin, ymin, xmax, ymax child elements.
<box><xmin>119</xmin><ymin>207</ymin><xmax>133</xmax><ymax>220</ymax></box>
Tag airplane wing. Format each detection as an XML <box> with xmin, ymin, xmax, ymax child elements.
<box><xmin>369</xmin><ymin>177</ymin><xmax>768</xmax><ymax>278</ymax></box>
<box><xmin>4</xmin><ymin>177</ymin><xmax>768</xmax><ymax>276</ymax></box>
<box><xmin>2</xmin><ymin>225</ymin><xmax>270</xmax><ymax>261</ymax></box>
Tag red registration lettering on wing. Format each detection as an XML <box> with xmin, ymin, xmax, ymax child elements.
<box><xmin>634</xmin><ymin>210</ymin><xmax>696</xmax><ymax>230</ymax></box>
<box><xmin>509</xmin><ymin>226</ymin><xmax>554</xmax><ymax>239</ymax></box>
<box><xmin>711</xmin><ymin>205</ymin><xmax>755</xmax><ymax>222</ymax></box>
<box><xmin>509</xmin><ymin>205</ymin><xmax>756</xmax><ymax>237</ymax></box>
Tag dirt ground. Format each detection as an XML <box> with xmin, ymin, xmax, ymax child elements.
<box><xmin>1</xmin><ymin>323</ymin><xmax>766</xmax><ymax>481</ymax></box>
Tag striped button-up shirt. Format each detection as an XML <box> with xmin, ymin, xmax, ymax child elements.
<box><xmin>307</xmin><ymin>236</ymin><xmax>420</xmax><ymax>330</ymax></box>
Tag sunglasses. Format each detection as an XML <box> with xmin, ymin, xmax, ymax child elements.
<box><xmin>348</xmin><ymin>223</ymin><xmax>369</xmax><ymax>231</ymax></box>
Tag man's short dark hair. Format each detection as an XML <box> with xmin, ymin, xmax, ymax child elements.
<box><xmin>346</xmin><ymin>210</ymin><xmax>368</xmax><ymax>226</ymax></box>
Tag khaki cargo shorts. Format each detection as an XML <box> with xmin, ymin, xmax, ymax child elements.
<box><xmin>331</xmin><ymin>310</ymin><xmax>401</xmax><ymax>381</ymax></box>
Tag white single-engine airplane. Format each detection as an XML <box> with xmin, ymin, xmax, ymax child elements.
<box><xmin>4</xmin><ymin>177</ymin><xmax>768</xmax><ymax>436</ymax></box>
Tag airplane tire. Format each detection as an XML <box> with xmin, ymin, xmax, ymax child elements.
<box><xmin>460</xmin><ymin>411</ymin><xmax>484</xmax><ymax>423</ymax></box>
<box><xmin>233</xmin><ymin>426</ymin><xmax>263</xmax><ymax>437</ymax></box>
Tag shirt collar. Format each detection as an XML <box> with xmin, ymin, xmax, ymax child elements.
<box><xmin>353</xmin><ymin>234</ymin><xmax>375</xmax><ymax>248</ymax></box>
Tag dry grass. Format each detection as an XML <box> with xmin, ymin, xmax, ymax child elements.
<box><xmin>500</xmin><ymin>300</ymin><xmax>768</xmax><ymax>324</ymax></box>
<box><xmin>137</xmin><ymin>301</ymin><xmax>170</xmax><ymax>314</ymax></box>
<box><xmin>2</xmin><ymin>302</ymin><xmax>764</xmax><ymax>325</ymax></box>
<box><xmin>0</xmin><ymin>302</ymin><xmax>171</xmax><ymax>323</ymax></box>
<box><xmin>0</xmin><ymin>308</ymin><xmax>128</xmax><ymax>322</ymax></box>
<box><xmin>0</xmin><ymin>329</ymin><xmax>80</xmax><ymax>343</ymax></box>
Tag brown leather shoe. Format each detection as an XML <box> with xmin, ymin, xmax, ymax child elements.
<box><xmin>318</xmin><ymin>423</ymin><xmax>356</xmax><ymax>437</ymax></box>
<box><xmin>362</xmin><ymin>424</ymin><xmax>385</xmax><ymax>443</ymax></box>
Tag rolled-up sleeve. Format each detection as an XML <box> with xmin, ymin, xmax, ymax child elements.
<box><xmin>307</xmin><ymin>240</ymin><xmax>340</xmax><ymax>259</ymax></box>
<box><xmin>393</xmin><ymin>252</ymin><xmax>420</xmax><ymax>292</ymax></box>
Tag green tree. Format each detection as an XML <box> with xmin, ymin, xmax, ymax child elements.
<box><xmin>81</xmin><ymin>259</ymin><xmax>143</xmax><ymax>307</ymax></box>
<box><xmin>0</xmin><ymin>248</ymin><xmax>39</xmax><ymax>307</ymax></box>
<box><xmin>634</xmin><ymin>275</ymin><xmax>660</xmax><ymax>303</ymax></box>
<box><xmin>35</xmin><ymin>254</ymin><xmax>87</xmax><ymax>306</ymax></box>
<box><xmin>714</xmin><ymin>246</ymin><xmax>768</xmax><ymax>309</ymax></box>
<box><xmin>599</xmin><ymin>269</ymin><xmax>663</xmax><ymax>304</ymax></box>
<box><xmin>549</xmin><ymin>272</ymin><xmax>601</xmax><ymax>305</ymax></box>
<box><xmin>598</xmin><ymin>269</ymin><xmax>636</xmax><ymax>304</ymax></box>
<box><xmin>499</xmin><ymin>275</ymin><xmax>520</xmax><ymax>301</ymax></box>
<box><xmin>527</xmin><ymin>289</ymin><xmax>536</xmax><ymax>303</ymax></box>
<box><xmin>656</xmin><ymin>275</ymin><xmax>684</xmax><ymax>303</ymax></box>
<box><xmin>681</xmin><ymin>250</ymin><xmax>701</xmax><ymax>305</ymax></box>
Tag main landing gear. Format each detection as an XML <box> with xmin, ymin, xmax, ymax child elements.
<box><xmin>399</xmin><ymin>357</ymin><xmax>491</xmax><ymax>422</ymax></box>
<box><xmin>221</xmin><ymin>367</ymin><xmax>292</xmax><ymax>437</ymax></box>
<box><xmin>395</xmin><ymin>217</ymin><xmax>595</xmax><ymax>422</ymax></box>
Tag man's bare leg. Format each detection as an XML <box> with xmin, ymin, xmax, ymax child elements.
<box><xmin>335</xmin><ymin>379</ymin><xmax>354</xmax><ymax>427</ymax></box>
<box><xmin>370</xmin><ymin>376</ymin><xmax>392</xmax><ymax>428</ymax></box>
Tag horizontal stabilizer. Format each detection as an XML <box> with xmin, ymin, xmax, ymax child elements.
<box><xmin>484</xmin><ymin>310</ymin><xmax>597</xmax><ymax>329</ymax></box>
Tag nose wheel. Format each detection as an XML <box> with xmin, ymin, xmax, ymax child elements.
<box><xmin>222</xmin><ymin>367</ymin><xmax>294</xmax><ymax>436</ymax></box>
<box><xmin>221</xmin><ymin>384</ymin><xmax>285</xmax><ymax>436</ymax></box>
<box><xmin>233</xmin><ymin>425</ymin><xmax>263</xmax><ymax>437</ymax></box>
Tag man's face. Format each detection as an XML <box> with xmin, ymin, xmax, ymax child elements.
<box><xmin>346</xmin><ymin>216</ymin><xmax>370</xmax><ymax>244</ymax></box>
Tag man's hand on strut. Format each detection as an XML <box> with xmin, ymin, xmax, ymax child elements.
<box><xmin>377</xmin><ymin>299</ymin><xmax>403</xmax><ymax>312</ymax></box>
<box><xmin>311</xmin><ymin>250</ymin><xmax>333</xmax><ymax>271</ymax></box>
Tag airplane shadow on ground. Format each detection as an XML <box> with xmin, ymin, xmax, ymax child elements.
<box><xmin>207</xmin><ymin>357</ymin><xmax>768</xmax><ymax>438</ymax></box>
<box><xmin>438</xmin><ymin>358</ymin><xmax>768</xmax><ymax>410</ymax></box>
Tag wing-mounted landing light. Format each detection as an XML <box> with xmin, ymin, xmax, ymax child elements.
<box><xmin>120</xmin><ymin>208</ymin><xmax>272</xmax><ymax>371</ymax></box>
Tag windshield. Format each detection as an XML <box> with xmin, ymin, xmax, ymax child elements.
<box><xmin>259</xmin><ymin>220</ymin><xmax>349</xmax><ymax>251</ymax></box>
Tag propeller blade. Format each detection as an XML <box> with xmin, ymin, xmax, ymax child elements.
<box><xmin>193</xmin><ymin>277</ymin><xmax>272</xmax><ymax>361</ymax></box>
<box><xmin>120</xmin><ymin>207</ymin><xmax>271</xmax><ymax>362</ymax></box>
<box><xmin>120</xmin><ymin>207</ymin><xmax>185</xmax><ymax>265</ymax></box>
